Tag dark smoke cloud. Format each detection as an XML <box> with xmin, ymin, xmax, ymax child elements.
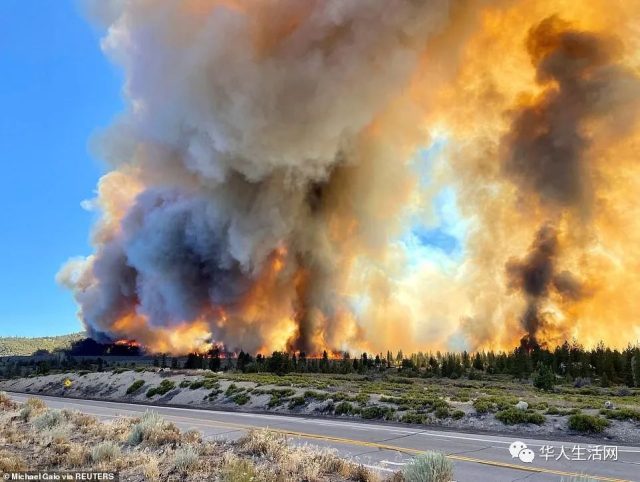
<box><xmin>500</xmin><ymin>16</ymin><xmax>639</xmax><ymax>340</ymax></box>
<box><xmin>502</xmin><ymin>16</ymin><xmax>638</xmax><ymax>209</ymax></box>
<box><xmin>505</xmin><ymin>224</ymin><xmax>558</xmax><ymax>338</ymax></box>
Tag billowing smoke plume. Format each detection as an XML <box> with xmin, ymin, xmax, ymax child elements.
<box><xmin>59</xmin><ymin>0</ymin><xmax>466</xmax><ymax>354</ymax></box>
<box><xmin>500</xmin><ymin>16</ymin><xmax>639</xmax><ymax>342</ymax></box>
<box><xmin>60</xmin><ymin>0</ymin><xmax>640</xmax><ymax>354</ymax></box>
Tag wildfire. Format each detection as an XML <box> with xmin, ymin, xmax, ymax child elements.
<box><xmin>59</xmin><ymin>0</ymin><xmax>640</xmax><ymax>356</ymax></box>
<box><xmin>113</xmin><ymin>339</ymin><xmax>141</xmax><ymax>348</ymax></box>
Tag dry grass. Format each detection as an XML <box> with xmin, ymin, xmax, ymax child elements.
<box><xmin>141</xmin><ymin>454</ymin><xmax>161</xmax><ymax>481</ymax></box>
<box><xmin>127</xmin><ymin>410</ymin><xmax>181</xmax><ymax>446</ymax></box>
<box><xmin>91</xmin><ymin>441</ymin><xmax>122</xmax><ymax>464</ymax></box>
<box><xmin>237</xmin><ymin>429</ymin><xmax>381</xmax><ymax>481</ymax></box>
<box><xmin>0</xmin><ymin>391</ymin><xmax>17</xmax><ymax>410</ymax></box>
<box><xmin>172</xmin><ymin>445</ymin><xmax>199</xmax><ymax>472</ymax></box>
<box><xmin>0</xmin><ymin>449</ymin><xmax>27</xmax><ymax>471</ymax></box>
<box><xmin>64</xmin><ymin>443</ymin><xmax>90</xmax><ymax>467</ymax></box>
<box><xmin>32</xmin><ymin>409</ymin><xmax>66</xmax><ymax>431</ymax></box>
<box><xmin>0</xmin><ymin>396</ymin><xmax>395</xmax><ymax>481</ymax></box>
<box><xmin>220</xmin><ymin>456</ymin><xmax>259</xmax><ymax>482</ymax></box>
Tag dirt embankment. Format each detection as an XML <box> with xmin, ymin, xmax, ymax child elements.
<box><xmin>2</xmin><ymin>370</ymin><xmax>639</xmax><ymax>445</ymax></box>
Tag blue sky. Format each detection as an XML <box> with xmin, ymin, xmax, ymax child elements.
<box><xmin>0</xmin><ymin>1</ymin><xmax>121</xmax><ymax>336</ymax></box>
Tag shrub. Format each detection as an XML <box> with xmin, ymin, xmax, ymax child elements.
<box><xmin>568</xmin><ymin>414</ymin><xmax>610</xmax><ymax>433</ymax></box>
<box><xmin>361</xmin><ymin>406</ymin><xmax>393</xmax><ymax>420</ymax></box>
<box><xmin>533</xmin><ymin>365</ymin><xmax>555</xmax><ymax>391</ymax></box>
<box><xmin>334</xmin><ymin>401</ymin><xmax>355</xmax><ymax>416</ymax></box>
<box><xmin>221</xmin><ymin>458</ymin><xmax>258</xmax><ymax>482</ymax></box>
<box><xmin>91</xmin><ymin>441</ymin><xmax>121</xmax><ymax>463</ymax></box>
<box><xmin>401</xmin><ymin>412</ymin><xmax>427</xmax><ymax>424</ymax></box>
<box><xmin>19</xmin><ymin>405</ymin><xmax>33</xmax><ymax>421</ymax></box>
<box><xmin>64</xmin><ymin>443</ymin><xmax>90</xmax><ymax>467</ymax></box>
<box><xmin>225</xmin><ymin>383</ymin><xmax>243</xmax><ymax>396</ymax></box>
<box><xmin>189</xmin><ymin>380</ymin><xmax>204</xmax><ymax>390</ymax></box>
<box><xmin>33</xmin><ymin>410</ymin><xmax>65</xmax><ymax>431</ymax></box>
<box><xmin>288</xmin><ymin>396</ymin><xmax>306</xmax><ymax>408</ymax></box>
<box><xmin>126</xmin><ymin>380</ymin><xmax>145</xmax><ymax>394</ymax></box>
<box><xmin>355</xmin><ymin>393</ymin><xmax>370</xmax><ymax>406</ymax></box>
<box><xmin>202</xmin><ymin>378</ymin><xmax>220</xmax><ymax>390</ymax></box>
<box><xmin>173</xmin><ymin>446</ymin><xmax>199</xmax><ymax>472</ymax></box>
<box><xmin>42</xmin><ymin>425</ymin><xmax>70</xmax><ymax>444</ymax></box>
<box><xmin>495</xmin><ymin>408</ymin><xmax>545</xmax><ymax>425</ymax></box>
<box><xmin>267</xmin><ymin>389</ymin><xmax>295</xmax><ymax>408</ymax></box>
<box><xmin>232</xmin><ymin>393</ymin><xmax>250</xmax><ymax>405</ymax></box>
<box><xmin>434</xmin><ymin>406</ymin><xmax>449</xmax><ymax>419</ymax></box>
<box><xmin>603</xmin><ymin>408</ymin><xmax>640</xmax><ymax>422</ymax></box>
<box><xmin>303</xmin><ymin>390</ymin><xmax>328</xmax><ymax>401</ymax></box>
<box><xmin>0</xmin><ymin>450</ymin><xmax>26</xmax><ymax>472</ymax></box>
<box><xmin>403</xmin><ymin>451</ymin><xmax>453</xmax><ymax>482</ymax></box>
<box><xmin>26</xmin><ymin>397</ymin><xmax>46</xmax><ymax>411</ymax></box>
<box><xmin>179</xmin><ymin>380</ymin><xmax>191</xmax><ymax>388</ymax></box>
<box><xmin>146</xmin><ymin>379</ymin><xmax>176</xmax><ymax>398</ymax></box>
<box><xmin>473</xmin><ymin>398</ymin><xmax>494</xmax><ymax>414</ymax></box>
<box><xmin>127</xmin><ymin>411</ymin><xmax>180</xmax><ymax>446</ymax></box>
<box><xmin>0</xmin><ymin>392</ymin><xmax>16</xmax><ymax>410</ymax></box>
<box><xmin>452</xmin><ymin>410</ymin><xmax>465</xmax><ymax>420</ymax></box>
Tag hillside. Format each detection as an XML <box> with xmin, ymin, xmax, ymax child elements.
<box><xmin>0</xmin><ymin>332</ymin><xmax>85</xmax><ymax>356</ymax></box>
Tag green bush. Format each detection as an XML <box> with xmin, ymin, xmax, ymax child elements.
<box><xmin>403</xmin><ymin>451</ymin><xmax>453</xmax><ymax>482</ymax></box>
<box><xmin>401</xmin><ymin>412</ymin><xmax>427</xmax><ymax>424</ymax></box>
<box><xmin>146</xmin><ymin>379</ymin><xmax>176</xmax><ymax>398</ymax></box>
<box><xmin>473</xmin><ymin>398</ymin><xmax>494</xmax><ymax>414</ymax></box>
<box><xmin>126</xmin><ymin>380</ymin><xmax>145</xmax><ymax>395</ymax></box>
<box><xmin>334</xmin><ymin>401</ymin><xmax>356</xmax><ymax>416</ymax></box>
<box><xmin>303</xmin><ymin>390</ymin><xmax>328</xmax><ymax>401</ymax></box>
<box><xmin>179</xmin><ymin>380</ymin><xmax>191</xmax><ymax>388</ymax></box>
<box><xmin>232</xmin><ymin>393</ymin><xmax>250</xmax><ymax>406</ymax></box>
<box><xmin>266</xmin><ymin>389</ymin><xmax>295</xmax><ymax>408</ymax></box>
<box><xmin>360</xmin><ymin>406</ymin><xmax>393</xmax><ymax>420</ymax></box>
<box><xmin>603</xmin><ymin>408</ymin><xmax>640</xmax><ymax>422</ymax></box>
<box><xmin>568</xmin><ymin>414</ymin><xmax>609</xmax><ymax>433</ymax></box>
<box><xmin>451</xmin><ymin>410</ymin><xmax>465</xmax><ymax>420</ymax></box>
<box><xmin>533</xmin><ymin>365</ymin><xmax>555</xmax><ymax>391</ymax></box>
<box><xmin>225</xmin><ymin>383</ymin><xmax>242</xmax><ymax>396</ymax></box>
<box><xmin>202</xmin><ymin>378</ymin><xmax>220</xmax><ymax>390</ymax></box>
<box><xmin>495</xmin><ymin>408</ymin><xmax>545</xmax><ymax>425</ymax></box>
<box><xmin>434</xmin><ymin>406</ymin><xmax>449</xmax><ymax>419</ymax></box>
<box><xmin>288</xmin><ymin>396</ymin><xmax>306</xmax><ymax>408</ymax></box>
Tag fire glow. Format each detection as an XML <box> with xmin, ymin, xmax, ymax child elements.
<box><xmin>58</xmin><ymin>0</ymin><xmax>640</xmax><ymax>355</ymax></box>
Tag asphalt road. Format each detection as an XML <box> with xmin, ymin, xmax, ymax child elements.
<box><xmin>7</xmin><ymin>392</ymin><xmax>640</xmax><ymax>481</ymax></box>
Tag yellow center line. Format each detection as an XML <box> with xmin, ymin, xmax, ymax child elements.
<box><xmin>144</xmin><ymin>412</ymin><xmax>629</xmax><ymax>482</ymax></box>
<box><xmin>18</xmin><ymin>397</ymin><xmax>630</xmax><ymax>482</ymax></box>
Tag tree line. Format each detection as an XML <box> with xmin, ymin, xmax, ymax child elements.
<box><xmin>2</xmin><ymin>337</ymin><xmax>639</xmax><ymax>388</ymax></box>
<box><xmin>178</xmin><ymin>339</ymin><xmax>640</xmax><ymax>388</ymax></box>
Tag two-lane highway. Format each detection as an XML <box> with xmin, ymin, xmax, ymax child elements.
<box><xmin>7</xmin><ymin>393</ymin><xmax>639</xmax><ymax>481</ymax></box>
